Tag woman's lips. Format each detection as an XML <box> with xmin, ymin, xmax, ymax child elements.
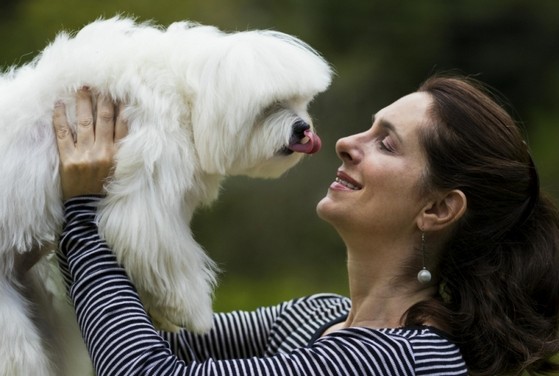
<box><xmin>331</xmin><ymin>170</ymin><xmax>362</xmax><ymax>190</ymax></box>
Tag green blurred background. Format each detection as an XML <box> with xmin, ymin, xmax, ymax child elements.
<box><xmin>1</xmin><ymin>0</ymin><xmax>558</xmax><ymax>314</ymax></box>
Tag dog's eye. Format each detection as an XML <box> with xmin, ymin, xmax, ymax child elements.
<box><xmin>261</xmin><ymin>102</ymin><xmax>284</xmax><ymax>117</ymax></box>
<box><xmin>256</xmin><ymin>102</ymin><xmax>285</xmax><ymax>124</ymax></box>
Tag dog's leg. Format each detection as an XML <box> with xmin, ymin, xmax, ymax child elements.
<box><xmin>0</xmin><ymin>274</ymin><xmax>55</xmax><ymax>376</ymax></box>
<box><xmin>99</xmin><ymin>190</ymin><xmax>218</xmax><ymax>333</ymax></box>
<box><xmin>137</xmin><ymin>229</ymin><xmax>218</xmax><ymax>333</ymax></box>
<box><xmin>97</xmin><ymin>124</ymin><xmax>222</xmax><ymax>333</ymax></box>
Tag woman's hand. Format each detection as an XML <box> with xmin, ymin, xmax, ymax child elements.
<box><xmin>53</xmin><ymin>87</ymin><xmax>127</xmax><ymax>200</ymax></box>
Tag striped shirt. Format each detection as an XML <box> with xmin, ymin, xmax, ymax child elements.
<box><xmin>58</xmin><ymin>196</ymin><xmax>468</xmax><ymax>375</ymax></box>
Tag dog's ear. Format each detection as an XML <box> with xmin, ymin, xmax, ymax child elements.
<box><xmin>189</xmin><ymin>29</ymin><xmax>333</xmax><ymax>175</ymax></box>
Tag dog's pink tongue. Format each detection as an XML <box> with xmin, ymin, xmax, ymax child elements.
<box><xmin>289</xmin><ymin>129</ymin><xmax>322</xmax><ymax>154</ymax></box>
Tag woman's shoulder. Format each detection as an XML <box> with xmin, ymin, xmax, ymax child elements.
<box><xmin>320</xmin><ymin>326</ymin><xmax>468</xmax><ymax>375</ymax></box>
<box><xmin>375</xmin><ymin>326</ymin><xmax>463</xmax><ymax>353</ymax></box>
<box><xmin>396</xmin><ymin>326</ymin><xmax>467</xmax><ymax>374</ymax></box>
<box><xmin>322</xmin><ymin>325</ymin><xmax>454</xmax><ymax>344</ymax></box>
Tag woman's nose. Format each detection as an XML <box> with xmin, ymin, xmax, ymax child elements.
<box><xmin>335</xmin><ymin>134</ymin><xmax>362</xmax><ymax>163</ymax></box>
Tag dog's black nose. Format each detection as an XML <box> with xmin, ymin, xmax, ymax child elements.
<box><xmin>292</xmin><ymin>120</ymin><xmax>310</xmax><ymax>138</ymax></box>
<box><xmin>284</xmin><ymin>119</ymin><xmax>321</xmax><ymax>154</ymax></box>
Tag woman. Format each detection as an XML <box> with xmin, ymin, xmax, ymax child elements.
<box><xmin>53</xmin><ymin>75</ymin><xmax>559</xmax><ymax>375</ymax></box>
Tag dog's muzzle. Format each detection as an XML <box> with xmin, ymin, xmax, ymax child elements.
<box><xmin>281</xmin><ymin>120</ymin><xmax>322</xmax><ymax>155</ymax></box>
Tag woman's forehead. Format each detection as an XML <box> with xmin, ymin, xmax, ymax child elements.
<box><xmin>373</xmin><ymin>92</ymin><xmax>432</xmax><ymax>136</ymax></box>
<box><xmin>375</xmin><ymin>92</ymin><xmax>431</xmax><ymax>120</ymax></box>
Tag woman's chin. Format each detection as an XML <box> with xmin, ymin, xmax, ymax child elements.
<box><xmin>316</xmin><ymin>196</ymin><xmax>338</xmax><ymax>223</ymax></box>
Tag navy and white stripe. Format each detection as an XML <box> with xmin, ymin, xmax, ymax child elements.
<box><xmin>58</xmin><ymin>196</ymin><xmax>468</xmax><ymax>375</ymax></box>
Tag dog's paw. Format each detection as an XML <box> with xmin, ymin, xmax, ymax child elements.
<box><xmin>141</xmin><ymin>293</ymin><xmax>214</xmax><ymax>334</ymax></box>
<box><xmin>148</xmin><ymin>307</ymin><xmax>182</xmax><ymax>332</ymax></box>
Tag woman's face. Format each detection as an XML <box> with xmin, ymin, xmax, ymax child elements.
<box><xmin>317</xmin><ymin>92</ymin><xmax>433</xmax><ymax>240</ymax></box>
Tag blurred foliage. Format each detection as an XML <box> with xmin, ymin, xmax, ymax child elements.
<box><xmin>1</xmin><ymin>0</ymin><xmax>558</xmax><ymax>316</ymax></box>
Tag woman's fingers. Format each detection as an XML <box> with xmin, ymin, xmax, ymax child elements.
<box><xmin>76</xmin><ymin>87</ymin><xmax>95</xmax><ymax>148</ymax></box>
<box><xmin>114</xmin><ymin>103</ymin><xmax>128</xmax><ymax>142</ymax></box>
<box><xmin>52</xmin><ymin>101</ymin><xmax>75</xmax><ymax>159</ymax></box>
<box><xmin>96</xmin><ymin>95</ymin><xmax>116</xmax><ymax>145</ymax></box>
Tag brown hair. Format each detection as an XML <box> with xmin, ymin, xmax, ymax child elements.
<box><xmin>405</xmin><ymin>75</ymin><xmax>559</xmax><ymax>375</ymax></box>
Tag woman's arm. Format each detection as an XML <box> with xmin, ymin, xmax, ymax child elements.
<box><xmin>60</xmin><ymin>195</ymin><xmax>190</xmax><ymax>375</ymax></box>
<box><xmin>159</xmin><ymin>299</ymin><xmax>288</xmax><ymax>362</ymax></box>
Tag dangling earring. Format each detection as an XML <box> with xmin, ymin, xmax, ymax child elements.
<box><xmin>417</xmin><ymin>232</ymin><xmax>432</xmax><ymax>284</ymax></box>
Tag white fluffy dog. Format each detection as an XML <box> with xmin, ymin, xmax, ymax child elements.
<box><xmin>0</xmin><ymin>17</ymin><xmax>331</xmax><ymax>375</ymax></box>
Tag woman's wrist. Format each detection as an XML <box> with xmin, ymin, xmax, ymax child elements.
<box><xmin>60</xmin><ymin>195</ymin><xmax>104</xmax><ymax>257</ymax></box>
<box><xmin>63</xmin><ymin>194</ymin><xmax>104</xmax><ymax>208</ymax></box>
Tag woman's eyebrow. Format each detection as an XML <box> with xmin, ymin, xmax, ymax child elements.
<box><xmin>371</xmin><ymin>115</ymin><xmax>403</xmax><ymax>143</ymax></box>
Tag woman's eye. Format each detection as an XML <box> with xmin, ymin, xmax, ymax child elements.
<box><xmin>378</xmin><ymin>137</ymin><xmax>395</xmax><ymax>153</ymax></box>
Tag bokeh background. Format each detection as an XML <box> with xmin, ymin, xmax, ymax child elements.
<box><xmin>1</xmin><ymin>0</ymin><xmax>558</xmax><ymax>314</ymax></box>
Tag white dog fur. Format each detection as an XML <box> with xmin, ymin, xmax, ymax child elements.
<box><xmin>0</xmin><ymin>17</ymin><xmax>331</xmax><ymax>375</ymax></box>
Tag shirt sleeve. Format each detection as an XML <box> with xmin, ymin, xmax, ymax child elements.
<box><xmin>59</xmin><ymin>195</ymin><xmax>188</xmax><ymax>375</ymax></box>
<box><xmin>59</xmin><ymin>196</ymin><xmax>418</xmax><ymax>376</ymax></box>
<box><xmin>159</xmin><ymin>301</ymin><xmax>289</xmax><ymax>361</ymax></box>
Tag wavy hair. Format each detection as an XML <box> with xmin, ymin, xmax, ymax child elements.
<box><xmin>405</xmin><ymin>75</ymin><xmax>559</xmax><ymax>375</ymax></box>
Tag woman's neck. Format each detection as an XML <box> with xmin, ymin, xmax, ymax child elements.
<box><xmin>343</xmin><ymin>247</ymin><xmax>437</xmax><ymax>329</ymax></box>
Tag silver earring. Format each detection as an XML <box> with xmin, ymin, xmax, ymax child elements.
<box><xmin>417</xmin><ymin>232</ymin><xmax>432</xmax><ymax>284</ymax></box>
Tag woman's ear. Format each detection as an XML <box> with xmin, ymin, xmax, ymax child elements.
<box><xmin>418</xmin><ymin>189</ymin><xmax>467</xmax><ymax>232</ymax></box>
